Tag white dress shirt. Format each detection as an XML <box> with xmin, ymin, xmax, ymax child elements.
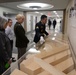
<box><xmin>5</xmin><ymin>26</ymin><xmax>14</xmax><ymax>40</ymax></box>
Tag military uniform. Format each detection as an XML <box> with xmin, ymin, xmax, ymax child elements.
<box><xmin>34</xmin><ymin>21</ymin><xmax>48</xmax><ymax>43</ymax></box>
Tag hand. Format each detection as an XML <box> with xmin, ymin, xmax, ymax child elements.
<box><xmin>40</xmin><ymin>36</ymin><xmax>45</xmax><ymax>44</ymax></box>
<box><xmin>8</xmin><ymin>58</ymin><xmax>12</xmax><ymax>64</ymax></box>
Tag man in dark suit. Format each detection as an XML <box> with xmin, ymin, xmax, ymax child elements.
<box><xmin>14</xmin><ymin>14</ymin><xmax>29</xmax><ymax>59</ymax></box>
<box><xmin>53</xmin><ymin>19</ymin><xmax>57</xmax><ymax>29</ymax></box>
<box><xmin>34</xmin><ymin>15</ymin><xmax>48</xmax><ymax>44</ymax></box>
<box><xmin>48</xmin><ymin>19</ymin><xmax>52</xmax><ymax>30</ymax></box>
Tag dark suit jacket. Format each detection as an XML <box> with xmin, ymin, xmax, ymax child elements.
<box><xmin>34</xmin><ymin>21</ymin><xmax>48</xmax><ymax>43</ymax></box>
<box><xmin>14</xmin><ymin>22</ymin><xmax>29</xmax><ymax>48</ymax></box>
<box><xmin>0</xmin><ymin>30</ymin><xmax>11</xmax><ymax>74</ymax></box>
<box><xmin>0</xmin><ymin>31</ymin><xmax>11</xmax><ymax>62</ymax></box>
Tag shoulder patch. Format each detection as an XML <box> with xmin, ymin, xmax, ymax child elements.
<box><xmin>36</xmin><ymin>26</ymin><xmax>39</xmax><ymax>29</ymax></box>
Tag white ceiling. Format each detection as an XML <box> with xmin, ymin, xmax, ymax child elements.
<box><xmin>0</xmin><ymin>0</ymin><xmax>70</xmax><ymax>11</ymax></box>
<box><xmin>28</xmin><ymin>11</ymin><xmax>63</xmax><ymax>18</ymax></box>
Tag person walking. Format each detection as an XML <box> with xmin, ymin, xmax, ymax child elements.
<box><xmin>48</xmin><ymin>19</ymin><xmax>52</xmax><ymax>30</ymax></box>
<box><xmin>53</xmin><ymin>19</ymin><xmax>57</xmax><ymax>30</ymax></box>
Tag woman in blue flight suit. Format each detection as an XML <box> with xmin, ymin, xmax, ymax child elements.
<box><xmin>34</xmin><ymin>15</ymin><xmax>48</xmax><ymax>43</ymax></box>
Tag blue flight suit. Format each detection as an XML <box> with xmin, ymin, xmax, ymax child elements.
<box><xmin>34</xmin><ymin>21</ymin><xmax>48</xmax><ymax>43</ymax></box>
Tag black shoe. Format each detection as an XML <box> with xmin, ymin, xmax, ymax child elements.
<box><xmin>12</xmin><ymin>57</ymin><xmax>15</xmax><ymax>60</ymax></box>
<box><xmin>12</xmin><ymin>59</ymin><xmax>16</xmax><ymax>62</ymax></box>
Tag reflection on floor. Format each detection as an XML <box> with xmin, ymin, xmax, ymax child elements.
<box><xmin>10</xmin><ymin>30</ymin><xmax>76</xmax><ymax>75</ymax></box>
<box><xmin>20</xmin><ymin>33</ymin><xmax>76</xmax><ymax>75</ymax></box>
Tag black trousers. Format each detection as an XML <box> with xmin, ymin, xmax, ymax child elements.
<box><xmin>18</xmin><ymin>47</ymin><xmax>26</xmax><ymax>59</ymax></box>
<box><xmin>10</xmin><ymin>40</ymin><xmax>13</xmax><ymax>51</ymax></box>
<box><xmin>53</xmin><ymin>24</ymin><xmax>56</xmax><ymax>29</ymax></box>
<box><xmin>10</xmin><ymin>40</ymin><xmax>13</xmax><ymax>58</ymax></box>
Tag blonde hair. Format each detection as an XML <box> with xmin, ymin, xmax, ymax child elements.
<box><xmin>16</xmin><ymin>14</ymin><xmax>24</xmax><ymax>20</ymax></box>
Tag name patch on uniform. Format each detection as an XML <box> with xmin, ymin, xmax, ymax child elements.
<box><xmin>36</xmin><ymin>26</ymin><xmax>39</xmax><ymax>29</ymax></box>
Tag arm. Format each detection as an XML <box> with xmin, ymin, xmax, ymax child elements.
<box><xmin>5</xmin><ymin>27</ymin><xmax>10</xmax><ymax>36</ymax></box>
<box><xmin>44</xmin><ymin>25</ymin><xmax>49</xmax><ymax>36</ymax></box>
<box><xmin>45</xmin><ymin>31</ymin><xmax>49</xmax><ymax>36</ymax></box>
<box><xmin>0</xmin><ymin>35</ymin><xmax>10</xmax><ymax>62</ymax></box>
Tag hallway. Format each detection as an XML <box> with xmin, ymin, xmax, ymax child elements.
<box><xmin>0</xmin><ymin>0</ymin><xmax>76</xmax><ymax>75</ymax></box>
<box><xmin>2</xmin><ymin>25</ymin><xmax>76</xmax><ymax>75</ymax></box>
<box><xmin>12</xmin><ymin>22</ymin><xmax>62</xmax><ymax>60</ymax></box>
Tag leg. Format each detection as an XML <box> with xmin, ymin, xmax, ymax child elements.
<box><xmin>10</xmin><ymin>40</ymin><xmax>13</xmax><ymax>57</ymax></box>
<box><xmin>10</xmin><ymin>40</ymin><xmax>16</xmax><ymax>62</ymax></box>
<box><xmin>18</xmin><ymin>48</ymin><xmax>26</xmax><ymax>69</ymax></box>
<box><xmin>18</xmin><ymin>47</ymin><xmax>26</xmax><ymax>59</ymax></box>
<box><xmin>55</xmin><ymin>25</ymin><xmax>56</xmax><ymax>27</ymax></box>
<box><xmin>10</xmin><ymin>40</ymin><xmax>13</xmax><ymax>51</ymax></box>
<box><xmin>53</xmin><ymin>25</ymin><xmax>55</xmax><ymax>29</ymax></box>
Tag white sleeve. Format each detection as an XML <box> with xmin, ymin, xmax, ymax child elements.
<box><xmin>5</xmin><ymin>27</ymin><xmax>10</xmax><ymax>36</ymax></box>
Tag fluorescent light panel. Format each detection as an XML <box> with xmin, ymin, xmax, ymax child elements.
<box><xmin>53</xmin><ymin>11</ymin><xmax>60</xmax><ymax>18</ymax></box>
<box><xmin>35</xmin><ymin>11</ymin><xmax>39</xmax><ymax>13</ymax></box>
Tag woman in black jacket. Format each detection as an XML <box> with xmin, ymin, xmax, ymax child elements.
<box><xmin>0</xmin><ymin>16</ymin><xmax>12</xmax><ymax>74</ymax></box>
<box><xmin>14</xmin><ymin>14</ymin><xmax>29</xmax><ymax>59</ymax></box>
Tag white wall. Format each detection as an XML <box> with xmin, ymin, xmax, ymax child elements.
<box><xmin>0</xmin><ymin>6</ymin><xmax>20</xmax><ymax>16</ymax></box>
<box><xmin>66</xmin><ymin>0</ymin><xmax>76</xmax><ymax>55</ymax></box>
<box><xmin>26</xmin><ymin>13</ymin><xmax>31</xmax><ymax>32</ymax></box>
<box><xmin>26</xmin><ymin>12</ymin><xmax>41</xmax><ymax>32</ymax></box>
<box><xmin>0</xmin><ymin>6</ymin><xmax>24</xmax><ymax>29</ymax></box>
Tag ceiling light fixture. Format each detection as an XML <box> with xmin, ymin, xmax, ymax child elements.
<box><xmin>41</xmin><ymin>13</ymin><xmax>43</xmax><ymax>15</ymax></box>
<box><xmin>33</xmin><ymin>8</ymin><xmax>38</xmax><ymax>10</ymax></box>
<box><xmin>53</xmin><ymin>11</ymin><xmax>57</xmax><ymax>15</ymax></box>
<box><xmin>35</xmin><ymin>11</ymin><xmax>39</xmax><ymax>13</ymax></box>
<box><xmin>30</xmin><ymin>6</ymin><xmax>41</xmax><ymax>10</ymax></box>
<box><xmin>17</xmin><ymin>3</ymin><xmax>54</xmax><ymax>10</ymax></box>
<box><xmin>53</xmin><ymin>11</ymin><xmax>60</xmax><ymax>18</ymax></box>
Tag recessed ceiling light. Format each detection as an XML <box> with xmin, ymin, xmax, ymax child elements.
<box><xmin>53</xmin><ymin>11</ymin><xmax>57</xmax><ymax>15</ymax></box>
<box><xmin>17</xmin><ymin>3</ymin><xmax>54</xmax><ymax>10</ymax></box>
<box><xmin>57</xmin><ymin>14</ymin><xmax>60</xmax><ymax>17</ymax></box>
<box><xmin>41</xmin><ymin>13</ymin><xmax>43</xmax><ymax>15</ymax></box>
<box><xmin>53</xmin><ymin>11</ymin><xmax>60</xmax><ymax>18</ymax></box>
<box><xmin>35</xmin><ymin>11</ymin><xmax>39</xmax><ymax>13</ymax></box>
<box><xmin>53</xmin><ymin>11</ymin><xmax>56</xmax><ymax>13</ymax></box>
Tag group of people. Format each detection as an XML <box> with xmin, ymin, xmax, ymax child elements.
<box><xmin>48</xmin><ymin>19</ymin><xmax>57</xmax><ymax>30</ymax></box>
<box><xmin>0</xmin><ymin>14</ymin><xmax>29</xmax><ymax>74</ymax></box>
<box><xmin>0</xmin><ymin>14</ymin><xmax>49</xmax><ymax>74</ymax></box>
